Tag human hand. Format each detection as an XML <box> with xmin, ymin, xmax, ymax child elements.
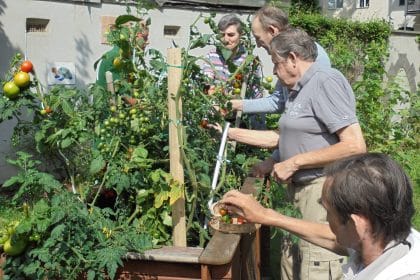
<box><xmin>271</xmin><ymin>159</ymin><xmax>298</xmax><ymax>183</ymax></box>
<box><xmin>229</xmin><ymin>99</ymin><xmax>243</xmax><ymax>112</ymax></box>
<box><xmin>206</xmin><ymin>122</ymin><xmax>223</xmax><ymax>134</ymax></box>
<box><xmin>251</xmin><ymin>158</ymin><xmax>275</xmax><ymax>178</ymax></box>
<box><xmin>212</xmin><ymin>104</ymin><xmax>228</xmax><ymax>117</ymax></box>
<box><xmin>221</xmin><ymin>190</ymin><xmax>267</xmax><ymax>224</ymax></box>
<box><xmin>207</xmin><ymin>85</ymin><xmax>216</xmax><ymax>95</ymax></box>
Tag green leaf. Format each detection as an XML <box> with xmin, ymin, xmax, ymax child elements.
<box><xmin>169</xmin><ymin>181</ymin><xmax>183</xmax><ymax>206</ymax></box>
<box><xmin>219</xmin><ymin>47</ymin><xmax>233</xmax><ymax>61</ymax></box>
<box><xmin>60</xmin><ymin>138</ymin><xmax>73</xmax><ymax>149</ymax></box>
<box><xmin>160</xmin><ymin>211</ymin><xmax>172</xmax><ymax>227</ymax></box>
<box><xmin>150</xmin><ymin>170</ymin><xmax>161</xmax><ymax>183</ymax></box>
<box><xmin>87</xmin><ymin>270</ymin><xmax>96</xmax><ymax>280</ymax></box>
<box><xmin>132</xmin><ymin>147</ymin><xmax>148</xmax><ymax>160</ymax></box>
<box><xmin>89</xmin><ymin>155</ymin><xmax>105</xmax><ymax>175</ymax></box>
<box><xmin>61</xmin><ymin>99</ymin><xmax>74</xmax><ymax>117</ymax></box>
<box><xmin>154</xmin><ymin>191</ymin><xmax>169</xmax><ymax>209</ymax></box>
<box><xmin>50</xmin><ymin>224</ymin><xmax>65</xmax><ymax>239</ymax></box>
<box><xmin>2</xmin><ymin>176</ymin><xmax>20</xmax><ymax>187</ymax></box>
<box><xmin>115</xmin><ymin>15</ymin><xmax>141</xmax><ymax>26</ymax></box>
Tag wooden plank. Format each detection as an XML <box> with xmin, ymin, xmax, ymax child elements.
<box><xmin>240</xmin><ymin>232</ymin><xmax>259</xmax><ymax>280</ymax></box>
<box><xmin>199</xmin><ymin>231</ymin><xmax>241</xmax><ymax>265</ymax></box>
<box><xmin>116</xmin><ymin>260</ymin><xmax>201</xmax><ymax>279</ymax></box>
<box><xmin>201</xmin><ymin>264</ymin><xmax>212</xmax><ymax>280</ymax></box>
<box><xmin>167</xmin><ymin>48</ymin><xmax>186</xmax><ymax>247</ymax></box>
<box><xmin>125</xmin><ymin>246</ymin><xmax>202</xmax><ymax>263</ymax></box>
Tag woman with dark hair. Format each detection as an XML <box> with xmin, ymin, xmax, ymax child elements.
<box><xmin>222</xmin><ymin>153</ymin><xmax>420</xmax><ymax>279</ymax></box>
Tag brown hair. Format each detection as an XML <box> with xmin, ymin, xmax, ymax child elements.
<box><xmin>324</xmin><ymin>153</ymin><xmax>415</xmax><ymax>244</ymax></box>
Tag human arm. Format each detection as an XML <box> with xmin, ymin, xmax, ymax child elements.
<box><xmin>221</xmin><ymin>190</ymin><xmax>348</xmax><ymax>255</ymax></box>
<box><xmin>207</xmin><ymin>123</ymin><xmax>279</xmax><ymax>148</ymax></box>
<box><xmin>229</xmin><ymin>81</ymin><xmax>287</xmax><ymax>114</ymax></box>
<box><xmin>272</xmin><ymin>123</ymin><xmax>366</xmax><ymax>182</ymax></box>
<box><xmin>228</xmin><ymin>127</ymin><xmax>279</xmax><ymax>148</ymax></box>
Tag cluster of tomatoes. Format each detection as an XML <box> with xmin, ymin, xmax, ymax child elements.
<box><xmin>231</xmin><ymin>73</ymin><xmax>243</xmax><ymax>95</ymax></box>
<box><xmin>219</xmin><ymin>207</ymin><xmax>246</xmax><ymax>225</ymax></box>
<box><xmin>2</xmin><ymin>60</ymin><xmax>33</xmax><ymax>100</ymax></box>
<box><xmin>97</xmin><ymin>101</ymin><xmax>150</xmax><ymax>155</ymax></box>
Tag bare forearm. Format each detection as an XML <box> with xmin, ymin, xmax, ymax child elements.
<box><xmin>228</xmin><ymin>128</ymin><xmax>279</xmax><ymax>148</ymax></box>
<box><xmin>263</xmin><ymin>208</ymin><xmax>347</xmax><ymax>255</ymax></box>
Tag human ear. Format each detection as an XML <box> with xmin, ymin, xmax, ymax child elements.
<box><xmin>268</xmin><ymin>25</ymin><xmax>279</xmax><ymax>36</ymax></box>
<box><xmin>350</xmin><ymin>214</ymin><xmax>370</xmax><ymax>239</ymax></box>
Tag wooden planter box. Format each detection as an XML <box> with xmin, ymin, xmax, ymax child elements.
<box><xmin>115</xmin><ymin>230</ymin><xmax>260</xmax><ymax>280</ymax></box>
<box><xmin>113</xmin><ymin>178</ymin><xmax>271</xmax><ymax>280</ymax></box>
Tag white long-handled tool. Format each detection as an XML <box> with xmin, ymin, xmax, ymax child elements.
<box><xmin>208</xmin><ymin>122</ymin><xmax>231</xmax><ymax>210</ymax></box>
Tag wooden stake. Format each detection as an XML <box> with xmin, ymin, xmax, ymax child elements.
<box><xmin>167</xmin><ymin>48</ymin><xmax>187</xmax><ymax>247</ymax></box>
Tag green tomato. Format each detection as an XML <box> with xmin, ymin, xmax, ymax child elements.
<box><xmin>3</xmin><ymin>81</ymin><xmax>20</xmax><ymax>99</ymax></box>
<box><xmin>3</xmin><ymin>236</ymin><xmax>28</xmax><ymax>256</ymax></box>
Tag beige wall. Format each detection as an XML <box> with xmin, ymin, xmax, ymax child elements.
<box><xmin>386</xmin><ymin>31</ymin><xmax>419</xmax><ymax>93</ymax></box>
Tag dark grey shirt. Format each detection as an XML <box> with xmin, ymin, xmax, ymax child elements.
<box><xmin>273</xmin><ymin>62</ymin><xmax>358</xmax><ymax>183</ymax></box>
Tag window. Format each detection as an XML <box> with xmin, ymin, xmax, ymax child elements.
<box><xmin>328</xmin><ymin>0</ymin><xmax>343</xmax><ymax>9</ymax></box>
<box><xmin>399</xmin><ymin>0</ymin><xmax>405</xmax><ymax>6</ymax></box>
<box><xmin>357</xmin><ymin>0</ymin><xmax>369</xmax><ymax>8</ymax></box>
<box><xmin>26</xmin><ymin>18</ymin><xmax>50</xmax><ymax>33</ymax></box>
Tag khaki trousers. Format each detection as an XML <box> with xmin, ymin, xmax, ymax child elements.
<box><xmin>280</xmin><ymin>177</ymin><xmax>344</xmax><ymax>280</ymax></box>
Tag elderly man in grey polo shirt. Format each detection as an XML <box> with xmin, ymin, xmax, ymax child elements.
<box><xmin>223</xmin><ymin>28</ymin><xmax>367</xmax><ymax>280</ymax></box>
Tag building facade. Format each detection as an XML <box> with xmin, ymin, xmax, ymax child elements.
<box><xmin>320</xmin><ymin>0</ymin><xmax>420</xmax><ymax>93</ymax></box>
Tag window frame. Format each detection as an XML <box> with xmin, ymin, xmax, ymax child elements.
<box><xmin>328</xmin><ymin>0</ymin><xmax>343</xmax><ymax>9</ymax></box>
<box><xmin>357</xmin><ymin>0</ymin><xmax>370</xmax><ymax>8</ymax></box>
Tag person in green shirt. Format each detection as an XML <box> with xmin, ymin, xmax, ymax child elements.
<box><xmin>96</xmin><ymin>45</ymin><xmax>122</xmax><ymax>89</ymax></box>
<box><xmin>95</xmin><ymin>21</ymin><xmax>149</xmax><ymax>89</ymax></box>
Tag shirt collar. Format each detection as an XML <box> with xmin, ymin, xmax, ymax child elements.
<box><xmin>290</xmin><ymin>61</ymin><xmax>320</xmax><ymax>93</ymax></box>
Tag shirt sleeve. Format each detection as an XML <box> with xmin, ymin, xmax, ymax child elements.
<box><xmin>315</xmin><ymin>43</ymin><xmax>331</xmax><ymax>67</ymax></box>
<box><xmin>312</xmin><ymin>71</ymin><xmax>358</xmax><ymax>134</ymax></box>
<box><xmin>243</xmin><ymin>81</ymin><xmax>287</xmax><ymax>114</ymax></box>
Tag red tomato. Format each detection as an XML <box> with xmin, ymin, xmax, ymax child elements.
<box><xmin>219</xmin><ymin>208</ymin><xmax>227</xmax><ymax>216</ymax></box>
<box><xmin>200</xmin><ymin>118</ymin><xmax>208</xmax><ymax>129</ymax></box>
<box><xmin>237</xmin><ymin>216</ymin><xmax>246</xmax><ymax>224</ymax></box>
<box><xmin>235</xmin><ymin>73</ymin><xmax>242</xmax><ymax>81</ymax></box>
<box><xmin>20</xmin><ymin>60</ymin><xmax>34</xmax><ymax>73</ymax></box>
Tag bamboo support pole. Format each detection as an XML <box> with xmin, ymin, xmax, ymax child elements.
<box><xmin>167</xmin><ymin>48</ymin><xmax>187</xmax><ymax>247</ymax></box>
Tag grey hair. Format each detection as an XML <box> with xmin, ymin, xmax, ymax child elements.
<box><xmin>218</xmin><ymin>14</ymin><xmax>243</xmax><ymax>33</ymax></box>
<box><xmin>255</xmin><ymin>5</ymin><xmax>289</xmax><ymax>32</ymax></box>
<box><xmin>270</xmin><ymin>28</ymin><xmax>317</xmax><ymax>62</ymax></box>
